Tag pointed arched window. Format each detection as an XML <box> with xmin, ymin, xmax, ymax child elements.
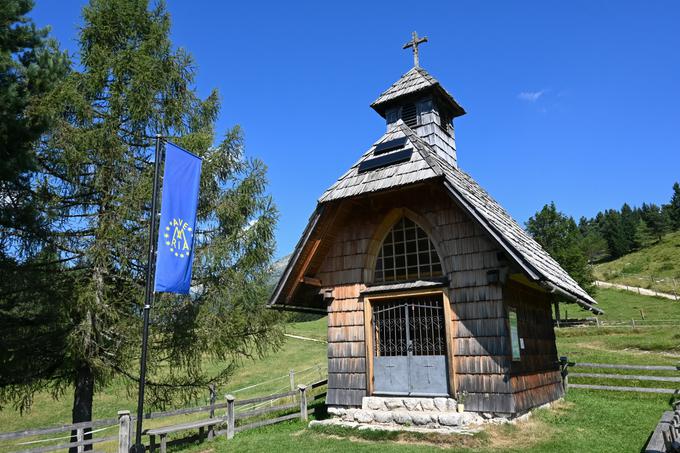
<box><xmin>374</xmin><ymin>217</ymin><xmax>443</xmax><ymax>283</ymax></box>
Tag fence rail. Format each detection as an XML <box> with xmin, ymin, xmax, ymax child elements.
<box><xmin>556</xmin><ymin>318</ymin><xmax>680</xmax><ymax>328</ymax></box>
<box><xmin>594</xmin><ymin>275</ymin><xmax>680</xmax><ymax>301</ymax></box>
<box><xmin>561</xmin><ymin>358</ymin><xmax>680</xmax><ymax>396</ymax></box>
<box><xmin>0</xmin><ymin>373</ymin><xmax>327</xmax><ymax>453</ymax></box>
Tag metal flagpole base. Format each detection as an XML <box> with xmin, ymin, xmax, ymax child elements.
<box><xmin>130</xmin><ymin>443</ymin><xmax>146</xmax><ymax>453</ymax></box>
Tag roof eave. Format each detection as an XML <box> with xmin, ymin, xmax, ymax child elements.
<box><xmin>267</xmin><ymin>205</ymin><xmax>324</xmax><ymax>309</ymax></box>
<box><xmin>539</xmin><ymin>280</ymin><xmax>604</xmax><ymax>315</ymax></box>
<box><xmin>441</xmin><ymin>178</ymin><xmax>601</xmax><ymax>314</ymax></box>
<box><xmin>370</xmin><ymin>85</ymin><xmax>466</xmax><ymax>119</ymax></box>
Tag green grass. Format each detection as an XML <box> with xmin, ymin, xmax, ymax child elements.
<box><xmin>0</xmin><ymin>318</ymin><xmax>328</xmax><ymax>451</ymax></box>
<box><xmin>285</xmin><ymin>315</ymin><xmax>327</xmax><ymax>341</ymax></box>
<box><xmin>2</xmin><ymin>290</ymin><xmax>679</xmax><ymax>452</ymax></box>
<box><xmin>178</xmin><ymin>391</ymin><xmax>670</xmax><ymax>453</ymax></box>
<box><xmin>594</xmin><ymin>230</ymin><xmax>680</xmax><ymax>294</ymax></box>
<box><xmin>556</xmin><ymin>288</ymin><xmax>680</xmax><ymax>365</ymax></box>
<box><xmin>572</xmin><ymin>287</ymin><xmax>680</xmax><ymax>322</ymax></box>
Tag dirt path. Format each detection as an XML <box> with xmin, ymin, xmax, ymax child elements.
<box><xmin>595</xmin><ymin>280</ymin><xmax>679</xmax><ymax>301</ymax></box>
<box><xmin>284</xmin><ymin>333</ymin><xmax>327</xmax><ymax>343</ymax></box>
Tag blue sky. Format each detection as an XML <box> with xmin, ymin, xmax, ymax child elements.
<box><xmin>32</xmin><ymin>1</ymin><xmax>680</xmax><ymax>258</ymax></box>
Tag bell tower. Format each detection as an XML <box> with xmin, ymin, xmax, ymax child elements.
<box><xmin>370</xmin><ymin>32</ymin><xmax>466</xmax><ymax>167</ymax></box>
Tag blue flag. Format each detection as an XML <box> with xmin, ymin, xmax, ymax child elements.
<box><xmin>154</xmin><ymin>142</ymin><xmax>202</xmax><ymax>294</ymax></box>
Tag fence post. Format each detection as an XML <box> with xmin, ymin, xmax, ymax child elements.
<box><xmin>76</xmin><ymin>428</ymin><xmax>84</xmax><ymax>453</ymax></box>
<box><xmin>640</xmin><ymin>309</ymin><xmax>645</xmax><ymax>320</ymax></box>
<box><xmin>118</xmin><ymin>410</ymin><xmax>131</xmax><ymax>453</ymax></box>
<box><xmin>298</xmin><ymin>385</ymin><xmax>308</xmax><ymax>421</ymax></box>
<box><xmin>208</xmin><ymin>384</ymin><xmax>216</xmax><ymax>440</ymax></box>
<box><xmin>632</xmin><ymin>319</ymin><xmax>636</xmax><ymax>329</ymax></box>
<box><xmin>289</xmin><ymin>369</ymin><xmax>295</xmax><ymax>391</ymax></box>
<box><xmin>226</xmin><ymin>394</ymin><xmax>235</xmax><ymax>440</ymax></box>
<box><xmin>559</xmin><ymin>356</ymin><xmax>569</xmax><ymax>393</ymax></box>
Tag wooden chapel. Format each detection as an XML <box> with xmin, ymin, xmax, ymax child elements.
<box><xmin>268</xmin><ymin>34</ymin><xmax>601</xmax><ymax>415</ymax></box>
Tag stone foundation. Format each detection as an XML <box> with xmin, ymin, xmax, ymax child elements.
<box><xmin>327</xmin><ymin>396</ymin><xmax>484</xmax><ymax>429</ymax></box>
<box><xmin>317</xmin><ymin>397</ymin><xmax>559</xmax><ymax>435</ymax></box>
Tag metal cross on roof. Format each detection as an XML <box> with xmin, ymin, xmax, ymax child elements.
<box><xmin>403</xmin><ymin>31</ymin><xmax>428</xmax><ymax>68</ymax></box>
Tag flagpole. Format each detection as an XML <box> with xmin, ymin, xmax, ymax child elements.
<box><xmin>131</xmin><ymin>134</ymin><xmax>164</xmax><ymax>453</ymax></box>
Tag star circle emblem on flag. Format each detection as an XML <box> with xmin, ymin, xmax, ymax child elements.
<box><xmin>164</xmin><ymin>218</ymin><xmax>192</xmax><ymax>258</ymax></box>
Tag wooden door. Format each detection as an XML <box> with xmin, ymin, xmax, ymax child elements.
<box><xmin>372</xmin><ymin>295</ymin><xmax>448</xmax><ymax>396</ymax></box>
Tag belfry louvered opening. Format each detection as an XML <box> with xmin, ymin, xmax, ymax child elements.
<box><xmin>374</xmin><ymin>217</ymin><xmax>443</xmax><ymax>283</ymax></box>
<box><xmin>401</xmin><ymin>103</ymin><xmax>418</xmax><ymax>127</ymax></box>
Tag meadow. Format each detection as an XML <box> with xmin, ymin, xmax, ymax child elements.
<box><xmin>1</xmin><ymin>287</ymin><xmax>678</xmax><ymax>452</ymax></box>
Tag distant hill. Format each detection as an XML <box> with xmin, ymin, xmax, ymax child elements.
<box><xmin>594</xmin><ymin>230</ymin><xmax>680</xmax><ymax>295</ymax></box>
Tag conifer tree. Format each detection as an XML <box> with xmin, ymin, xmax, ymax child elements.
<box><xmin>599</xmin><ymin>209</ymin><xmax>629</xmax><ymax>258</ymax></box>
<box><xmin>620</xmin><ymin>203</ymin><xmax>640</xmax><ymax>251</ymax></box>
<box><xmin>634</xmin><ymin>219</ymin><xmax>656</xmax><ymax>248</ymax></box>
<box><xmin>640</xmin><ymin>203</ymin><xmax>669</xmax><ymax>242</ymax></box>
<box><xmin>0</xmin><ymin>0</ymin><xmax>282</xmax><ymax>431</ymax></box>
<box><xmin>0</xmin><ymin>0</ymin><xmax>69</xmax><ymax>253</ymax></box>
<box><xmin>667</xmin><ymin>182</ymin><xmax>680</xmax><ymax>231</ymax></box>
<box><xmin>0</xmin><ymin>0</ymin><xmax>71</xmax><ymax>412</ymax></box>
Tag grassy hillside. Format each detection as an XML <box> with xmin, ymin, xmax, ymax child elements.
<box><xmin>556</xmin><ymin>287</ymin><xmax>680</xmax><ymax>365</ymax></box>
<box><xmin>594</xmin><ymin>230</ymin><xmax>680</xmax><ymax>294</ymax></box>
<box><xmin>565</xmin><ymin>287</ymin><xmax>680</xmax><ymax>322</ymax></box>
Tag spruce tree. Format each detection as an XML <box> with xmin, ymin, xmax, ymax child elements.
<box><xmin>0</xmin><ymin>0</ymin><xmax>69</xmax><ymax>253</ymax></box>
<box><xmin>634</xmin><ymin>219</ymin><xmax>656</xmax><ymax>248</ymax></box>
<box><xmin>599</xmin><ymin>209</ymin><xmax>629</xmax><ymax>258</ymax></box>
<box><xmin>1</xmin><ymin>0</ymin><xmax>282</xmax><ymax>432</ymax></box>
<box><xmin>667</xmin><ymin>182</ymin><xmax>680</xmax><ymax>230</ymax></box>
<box><xmin>640</xmin><ymin>203</ymin><xmax>669</xmax><ymax>242</ymax></box>
<box><xmin>0</xmin><ymin>0</ymin><xmax>71</xmax><ymax>413</ymax></box>
<box><xmin>620</xmin><ymin>203</ymin><xmax>639</xmax><ymax>251</ymax></box>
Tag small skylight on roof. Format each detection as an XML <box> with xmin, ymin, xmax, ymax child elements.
<box><xmin>358</xmin><ymin>148</ymin><xmax>413</xmax><ymax>173</ymax></box>
<box><xmin>374</xmin><ymin>137</ymin><xmax>408</xmax><ymax>155</ymax></box>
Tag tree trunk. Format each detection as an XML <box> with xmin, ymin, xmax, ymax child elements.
<box><xmin>70</xmin><ymin>363</ymin><xmax>95</xmax><ymax>453</ymax></box>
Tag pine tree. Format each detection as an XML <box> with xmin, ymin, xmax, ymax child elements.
<box><xmin>599</xmin><ymin>209</ymin><xmax>629</xmax><ymax>258</ymax></box>
<box><xmin>0</xmin><ymin>0</ymin><xmax>69</xmax><ymax>253</ymax></box>
<box><xmin>526</xmin><ymin>203</ymin><xmax>595</xmax><ymax>295</ymax></box>
<box><xmin>1</xmin><ymin>0</ymin><xmax>282</xmax><ymax>432</ymax></box>
<box><xmin>667</xmin><ymin>182</ymin><xmax>680</xmax><ymax>231</ymax></box>
<box><xmin>634</xmin><ymin>219</ymin><xmax>656</xmax><ymax>248</ymax></box>
<box><xmin>640</xmin><ymin>203</ymin><xmax>669</xmax><ymax>242</ymax></box>
<box><xmin>0</xmin><ymin>0</ymin><xmax>71</xmax><ymax>414</ymax></box>
<box><xmin>620</xmin><ymin>203</ymin><xmax>640</xmax><ymax>251</ymax></box>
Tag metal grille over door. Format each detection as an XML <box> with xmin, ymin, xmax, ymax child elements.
<box><xmin>372</xmin><ymin>295</ymin><xmax>448</xmax><ymax>396</ymax></box>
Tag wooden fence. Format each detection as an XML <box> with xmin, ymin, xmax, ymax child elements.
<box><xmin>0</xmin><ymin>379</ymin><xmax>327</xmax><ymax>453</ymax></box>
<box><xmin>644</xmin><ymin>403</ymin><xmax>680</xmax><ymax>453</ymax></box>
<box><xmin>561</xmin><ymin>359</ymin><xmax>680</xmax><ymax>395</ymax></box>
<box><xmin>556</xmin><ymin>318</ymin><xmax>680</xmax><ymax>328</ymax></box>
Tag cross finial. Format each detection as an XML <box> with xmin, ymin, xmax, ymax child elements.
<box><xmin>403</xmin><ymin>31</ymin><xmax>428</xmax><ymax>68</ymax></box>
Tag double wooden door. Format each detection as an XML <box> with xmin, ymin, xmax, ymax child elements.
<box><xmin>372</xmin><ymin>295</ymin><xmax>449</xmax><ymax>396</ymax></box>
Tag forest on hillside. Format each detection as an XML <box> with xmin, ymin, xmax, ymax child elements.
<box><xmin>526</xmin><ymin>182</ymin><xmax>680</xmax><ymax>295</ymax></box>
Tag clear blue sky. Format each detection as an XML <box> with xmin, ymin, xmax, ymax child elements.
<box><xmin>32</xmin><ymin>1</ymin><xmax>680</xmax><ymax>259</ymax></box>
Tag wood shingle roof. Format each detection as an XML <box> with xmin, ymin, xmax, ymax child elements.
<box><xmin>370</xmin><ymin>67</ymin><xmax>465</xmax><ymax>118</ymax></box>
<box><xmin>319</xmin><ymin>121</ymin><xmax>441</xmax><ymax>203</ymax></box>
<box><xmin>270</xmin><ymin>121</ymin><xmax>600</xmax><ymax>314</ymax></box>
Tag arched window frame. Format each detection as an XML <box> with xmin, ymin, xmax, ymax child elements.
<box><xmin>373</xmin><ymin>216</ymin><xmax>444</xmax><ymax>284</ymax></box>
